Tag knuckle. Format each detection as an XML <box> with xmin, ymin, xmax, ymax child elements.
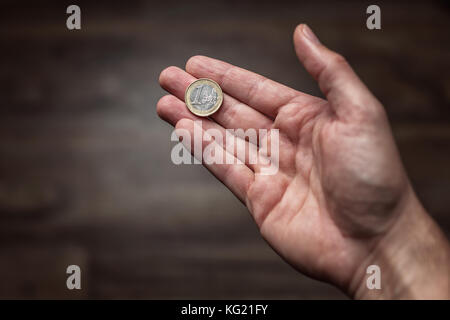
<box><xmin>330</xmin><ymin>52</ymin><xmax>348</xmax><ymax>67</ymax></box>
<box><xmin>318</xmin><ymin>52</ymin><xmax>349</xmax><ymax>89</ymax></box>
<box><xmin>223</xmin><ymin>102</ymin><xmax>239</xmax><ymax>125</ymax></box>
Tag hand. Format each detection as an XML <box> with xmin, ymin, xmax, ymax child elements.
<box><xmin>157</xmin><ymin>24</ymin><xmax>449</xmax><ymax>299</ymax></box>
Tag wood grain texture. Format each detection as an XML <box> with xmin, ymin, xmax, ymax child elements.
<box><xmin>0</xmin><ymin>0</ymin><xmax>448</xmax><ymax>299</ymax></box>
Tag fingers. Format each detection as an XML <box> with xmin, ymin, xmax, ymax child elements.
<box><xmin>186</xmin><ymin>55</ymin><xmax>315</xmax><ymax>119</ymax></box>
<box><xmin>159</xmin><ymin>66</ymin><xmax>273</xmax><ymax>131</ymax></box>
<box><xmin>293</xmin><ymin>24</ymin><xmax>379</xmax><ymax>120</ymax></box>
<box><xmin>157</xmin><ymin>94</ymin><xmax>260</xmax><ymax>171</ymax></box>
<box><xmin>175</xmin><ymin>118</ymin><xmax>254</xmax><ymax>203</ymax></box>
<box><xmin>157</xmin><ymin>94</ymin><xmax>198</xmax><ymax>125</ymax></box>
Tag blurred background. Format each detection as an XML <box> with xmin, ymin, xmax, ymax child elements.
<box><xmin>0</xmin><ymin>0</ymin><xmax>449</xmax><ymax>299</ymax></box>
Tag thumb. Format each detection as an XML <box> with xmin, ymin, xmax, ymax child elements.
<box><xmin>293</xmin><ymin>24</ymin><xmax>380</xmax><ymax>120</ymax></box>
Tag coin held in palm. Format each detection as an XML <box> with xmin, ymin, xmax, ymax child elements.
<box><xmin>185</xmin><ymin>78</ymin><xmax>223</xmax><ymax>117</ymax></box>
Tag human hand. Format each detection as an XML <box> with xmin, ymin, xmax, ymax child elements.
<box><xmin>157</xmin><ymin>24</ymin><xmax>449</xmax><ymax>299</ymax></box>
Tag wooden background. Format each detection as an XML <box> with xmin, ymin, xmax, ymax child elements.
<box><xmin>0</xmin><ymin>0</ymin><xmax>449</xmax><ymax>299</ymax></box>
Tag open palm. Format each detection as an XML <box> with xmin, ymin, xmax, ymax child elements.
<box><xmin>157</xmin><ymin>25</ymin><xmax>411</xmax><ymax>295</ymax></box>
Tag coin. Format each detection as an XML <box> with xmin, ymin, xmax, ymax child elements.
<box><xmin>185</xmin><ymin>78</ymin><xmax>223</xmax><ymax>117</ymax></box>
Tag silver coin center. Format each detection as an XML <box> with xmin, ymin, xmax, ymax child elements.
<box><xmin>189</xmin><ymin>84</ymin><xmax>218</xmax><ymax>111</ymax></box>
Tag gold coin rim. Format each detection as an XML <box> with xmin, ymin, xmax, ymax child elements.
<box><xmin>185</xmin><ymin>78</ymin><xmax>223</xmax><ymax>117</ymax></box>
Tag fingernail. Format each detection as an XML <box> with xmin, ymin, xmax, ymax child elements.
<box><xmin>302</xmin><ymin>24</ymin><xmax>320</xmax><ymax>45</ymax></box>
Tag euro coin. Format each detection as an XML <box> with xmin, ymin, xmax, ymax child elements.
<box><xmin>185</xmin><ymin>78</ymin><xmax>223</xmax><ymax>117</ymax></box>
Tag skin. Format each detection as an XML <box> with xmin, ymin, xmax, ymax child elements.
<box><xmin>157</xmin><ymin>24</ymin><xmax>449</xmax><ymax>299</ymax></box>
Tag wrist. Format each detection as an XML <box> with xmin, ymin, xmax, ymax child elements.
<box><xmin>350</xmin><ymin>188</ymin><xmax>450</xmax><ymax>299</ymax></box>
